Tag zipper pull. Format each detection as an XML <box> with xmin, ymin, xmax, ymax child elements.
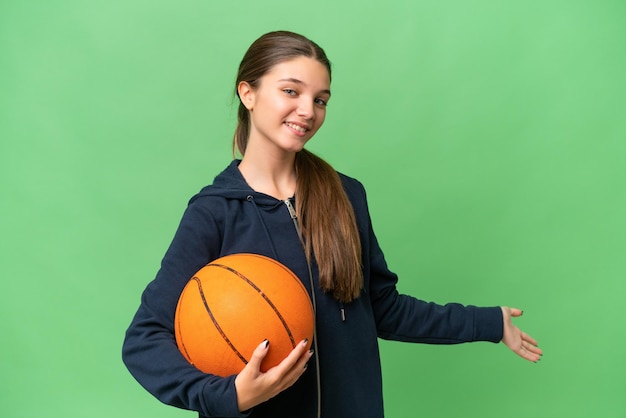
<box><xmin>284</xmin><ymin>199</ymin><xmax>297</xmax><ymax>219</ymax></box>
<box><xmin>340</xmin><ymin>305</ymin><xmax>346</xmax><ymax>322</ymax></box>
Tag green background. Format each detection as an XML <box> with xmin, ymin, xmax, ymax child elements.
<box><xmin>1</xmin><ymin>0</ymin><xmax>625</xmax><ymax>417</ymax></box>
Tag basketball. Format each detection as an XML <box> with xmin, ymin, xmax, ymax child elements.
<box><xmin>174</xmin><ymin>253</ymin><xmax>315</xmax><ymax>376</ymax></box>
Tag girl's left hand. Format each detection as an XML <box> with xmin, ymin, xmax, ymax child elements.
<box><xmin>500</xmin><ymin>307</ymin><xmax>543</xmax><ymax>363</ymax></box>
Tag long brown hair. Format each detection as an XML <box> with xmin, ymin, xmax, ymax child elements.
<box><xmin>233</xmin><ymin>31</ymin><xmax>362</xmax><ymax>303</ymax></box>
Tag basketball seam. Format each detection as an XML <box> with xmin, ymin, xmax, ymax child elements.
<box><xmin>207</xmin><ymin>263</ymin><xmax>298</xmax><ymax>355</ymax></box>
<box><xmin>176</xmin><ymin>286</ymin><xmax>194</xmax><ymax>364</ymax></box>
<box><xmin>193</xmin><ymin>276</ymin><xmax>249</xmax><ymax>366</ymax></box>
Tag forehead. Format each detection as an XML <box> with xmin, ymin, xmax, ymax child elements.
<box><xmin>263</xmin><ymin>56</ymin><xmax>331</xmax><ymax>90</ymax></box>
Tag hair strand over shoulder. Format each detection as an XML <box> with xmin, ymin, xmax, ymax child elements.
<box><xmin>233</xmin><ymin>30</ymin><xmax>362</xmax><ymax>302</ymax></box>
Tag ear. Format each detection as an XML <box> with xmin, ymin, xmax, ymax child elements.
<box><xmin>237</xmin><ymin>81</ymin><xmax>255</xmax><ymax>111</ymax></box>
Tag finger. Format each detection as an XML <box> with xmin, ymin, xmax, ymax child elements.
<box><xmin>272</xmin><ymin>339</ymin><xmax>310</xmax><ymax>374</ymax></box>
<box><xmin>518</xmin><ymin>342</ymin><xmax>543</xmax><ymax>362</ymax></box>
<box><xmin>288</xmin><ymin>344</ymin><xmax>314</xmax><ymax>375</ymax></box>
<box><xmin>268</xmin><ymin>339</ymin><xmax>308</xmax><ymax>376</ymax></box>
<box><xmin>279</xmin><ymin>348</ymin><xmax>314</xmax><ymax>388</ymax></box>
<box><xmin>245</xmin><ymin>339</ymin><xmax>270</xmax><ymax>372</ymax></box>
<box><xmin>508</xmin><ymin>307</ymin><xmax>524</xmax><ymax>317</ymax></box>
<box><xmin>521</xmin><ymin>331</ymin><xmax>539</xmax><ymax>347</ymax></box>
<box><xmin>521</xmin><ymin>347</ymin><xmax>542</xmax><ymax>362</ymax></box>
<box><xmin>276</xmin><ymin>350</ymin><xmax>313</xmax><ymax>386</ymax></box>
<box><xmin>522</xmin><ymin>340</ymin><xmax>543</xmax><ymax>356</ymax></box>
<box><xmin>265</xmin><ymin>340</ymin><xmax>311</xmax><ymax>392</ymax></box>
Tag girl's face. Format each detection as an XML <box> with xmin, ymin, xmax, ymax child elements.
<box><xmin>238</xmin><ymin>56</ymin><xmax>331</xmax><ymax>155</ymax></box>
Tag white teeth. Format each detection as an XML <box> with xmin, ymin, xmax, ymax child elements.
<box><xmin>286</xmin><ymin>122</ymin><xmax>307</xmax><ymax>133</ymax></box>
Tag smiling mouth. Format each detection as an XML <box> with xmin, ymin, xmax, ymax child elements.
<box><xmin>285</xmin><ymin>122</ymin><xmax>308</xmax><ymax>133</ymax></box>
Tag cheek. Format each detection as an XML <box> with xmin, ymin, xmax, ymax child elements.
<box><xmin>315</xmin><ymin>110</ymin><xmax>327</xmax><ymax>128</ymax></box>
<box><xmin>269</xmin><ymin>96</ymin><xmax>293</xmax><ymax>113</ymax></box>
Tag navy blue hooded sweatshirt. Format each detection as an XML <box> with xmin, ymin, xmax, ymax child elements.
<box><xmin>122</xmin><ymin>160</ymin><xmax>503</xmax><ymax>417</ymax></box>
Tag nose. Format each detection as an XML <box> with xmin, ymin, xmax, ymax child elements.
<box><xmin>296</xmin><ymin>98</ymin><xmax>315</xmax><ymax>120</ymax></box>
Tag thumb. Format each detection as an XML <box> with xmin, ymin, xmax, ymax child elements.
<box><xmin>246</xmin><ymin>339</ymin><xmax>270</xmax><ymax>371</ymax></box>
<box><xmin>506</xmin><ymin>307</ymin><xmax>524</xmax><ymax>318</ymax></box>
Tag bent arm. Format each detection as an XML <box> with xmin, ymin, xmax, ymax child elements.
<box><xmin>121</xmin><ymin>200</ymin><xmax>246</xmax><ymax>417</ymax></box>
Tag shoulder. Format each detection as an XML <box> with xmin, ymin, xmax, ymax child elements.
<box><xmin>187</xmin><ymin>160</ymin><xmax>248</xmax><ymax>206</ymax></box>
<box><xmin>188</xmin><ymin>184</ymin><xmax>219</xmax><ymax>205</ymax></box>
<box><xmin>337</xmin><ymin>171</ymin><xmax>369</xmax><ymax>213</ymax></box>
<box><xmin>337</xmin><ymin>171</ymin><xmax>365</xmax><ymax>193</ymax></box>
<box><xmin>182</xmin><ymin>165</ymin><xmax>237</xmax><ymax>220</ymax></box>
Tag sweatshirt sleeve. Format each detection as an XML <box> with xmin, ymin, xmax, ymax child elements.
<box><xmin>121</xmin><ymin>198</ymin><xmax>248</xmax><ymax>417</ymax></box>
<box><xmin>348</xmin><ymin>179</ymin><xmax>504</xmax><ymax>344</ymax></box>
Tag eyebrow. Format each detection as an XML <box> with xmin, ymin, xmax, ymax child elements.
<box><xmin>277</xmin><ymin>78</ymin><xmax>331</xmax><ymax>96</ymax></box>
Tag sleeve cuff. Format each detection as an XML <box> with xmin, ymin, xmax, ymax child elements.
<box><xmin>472</xmin><ymin>306</ymin><xmax>503</xmax><ymax>343</ymax></box>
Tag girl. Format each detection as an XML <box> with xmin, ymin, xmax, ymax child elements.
<box><xmin>122</xmin><ymin>30</ymin><xmax>542</xmax><ymax>418</ymax></box>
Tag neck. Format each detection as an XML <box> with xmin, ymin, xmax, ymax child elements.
<box><xmin>238</xmin><ymin>146</ymin><xmax>297</xmax><ymax>200</ymax></box>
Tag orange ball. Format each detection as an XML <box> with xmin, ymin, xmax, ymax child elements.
<box><xmin>174</xmin><ymin>253</ymin><xmax>315</xmax><ymax>376</ymax></box>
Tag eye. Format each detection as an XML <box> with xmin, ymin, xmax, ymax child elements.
<box><xmin>283</xmin><ymin>88</ymin><xmax>297</xmax><ymax>96</ymax></box>
<box><xmin>315</xmin><ymin>98</ymin><xmax>329</xmax><ymax>107</ymax></box>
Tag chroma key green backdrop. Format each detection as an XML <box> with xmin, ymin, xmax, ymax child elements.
<box><xmin>1</xmin><ymin>1</ymin><xmax>625</xmax><ymax>417</ymax></box>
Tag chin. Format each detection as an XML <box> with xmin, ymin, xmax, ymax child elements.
<box><xmin>280</xmin><ymin>140</ymin><xmax>310</xmax><ymax>154</ymax></box>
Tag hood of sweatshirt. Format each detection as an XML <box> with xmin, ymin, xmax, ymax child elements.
<box><xmin>187</xmin><ymin>159</ymin><xmax>302</xmax><ymax>265</ymax></box>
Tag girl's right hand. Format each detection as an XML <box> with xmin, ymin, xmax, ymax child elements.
<box><xmin>234</xmin><ymin>339</ymin><xmax>313</xmax><ymax>412</ymax></box>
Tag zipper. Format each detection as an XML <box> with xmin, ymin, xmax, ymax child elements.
<box><xmin>283</xmin><ymin>199</ymin><xmax>321</xmax><ymax>418</ymax></box>
<box><xmin>284</xmin><ymin>198</ymin><xmax>298</xmax><ymax>221</ymax></box>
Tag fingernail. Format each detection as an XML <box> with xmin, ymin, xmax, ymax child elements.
<box><xmin>263</xmin><ymin>339</ymin><xmax>269</xmax><ymax>348</ymax></box>
<box><xmin>302</xmin><ymin>338</ymin><xmax>309</xmax><ymax>345</ymax></box>
<box><xmin>303</xmin><ymin>363</ymin><xmax>308</xmax><ymax>371</ymax></box>
<box><xmin>308</xmin><ymin>349</ymin><xmax>314</xmax><ymax>356</ymax></box>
